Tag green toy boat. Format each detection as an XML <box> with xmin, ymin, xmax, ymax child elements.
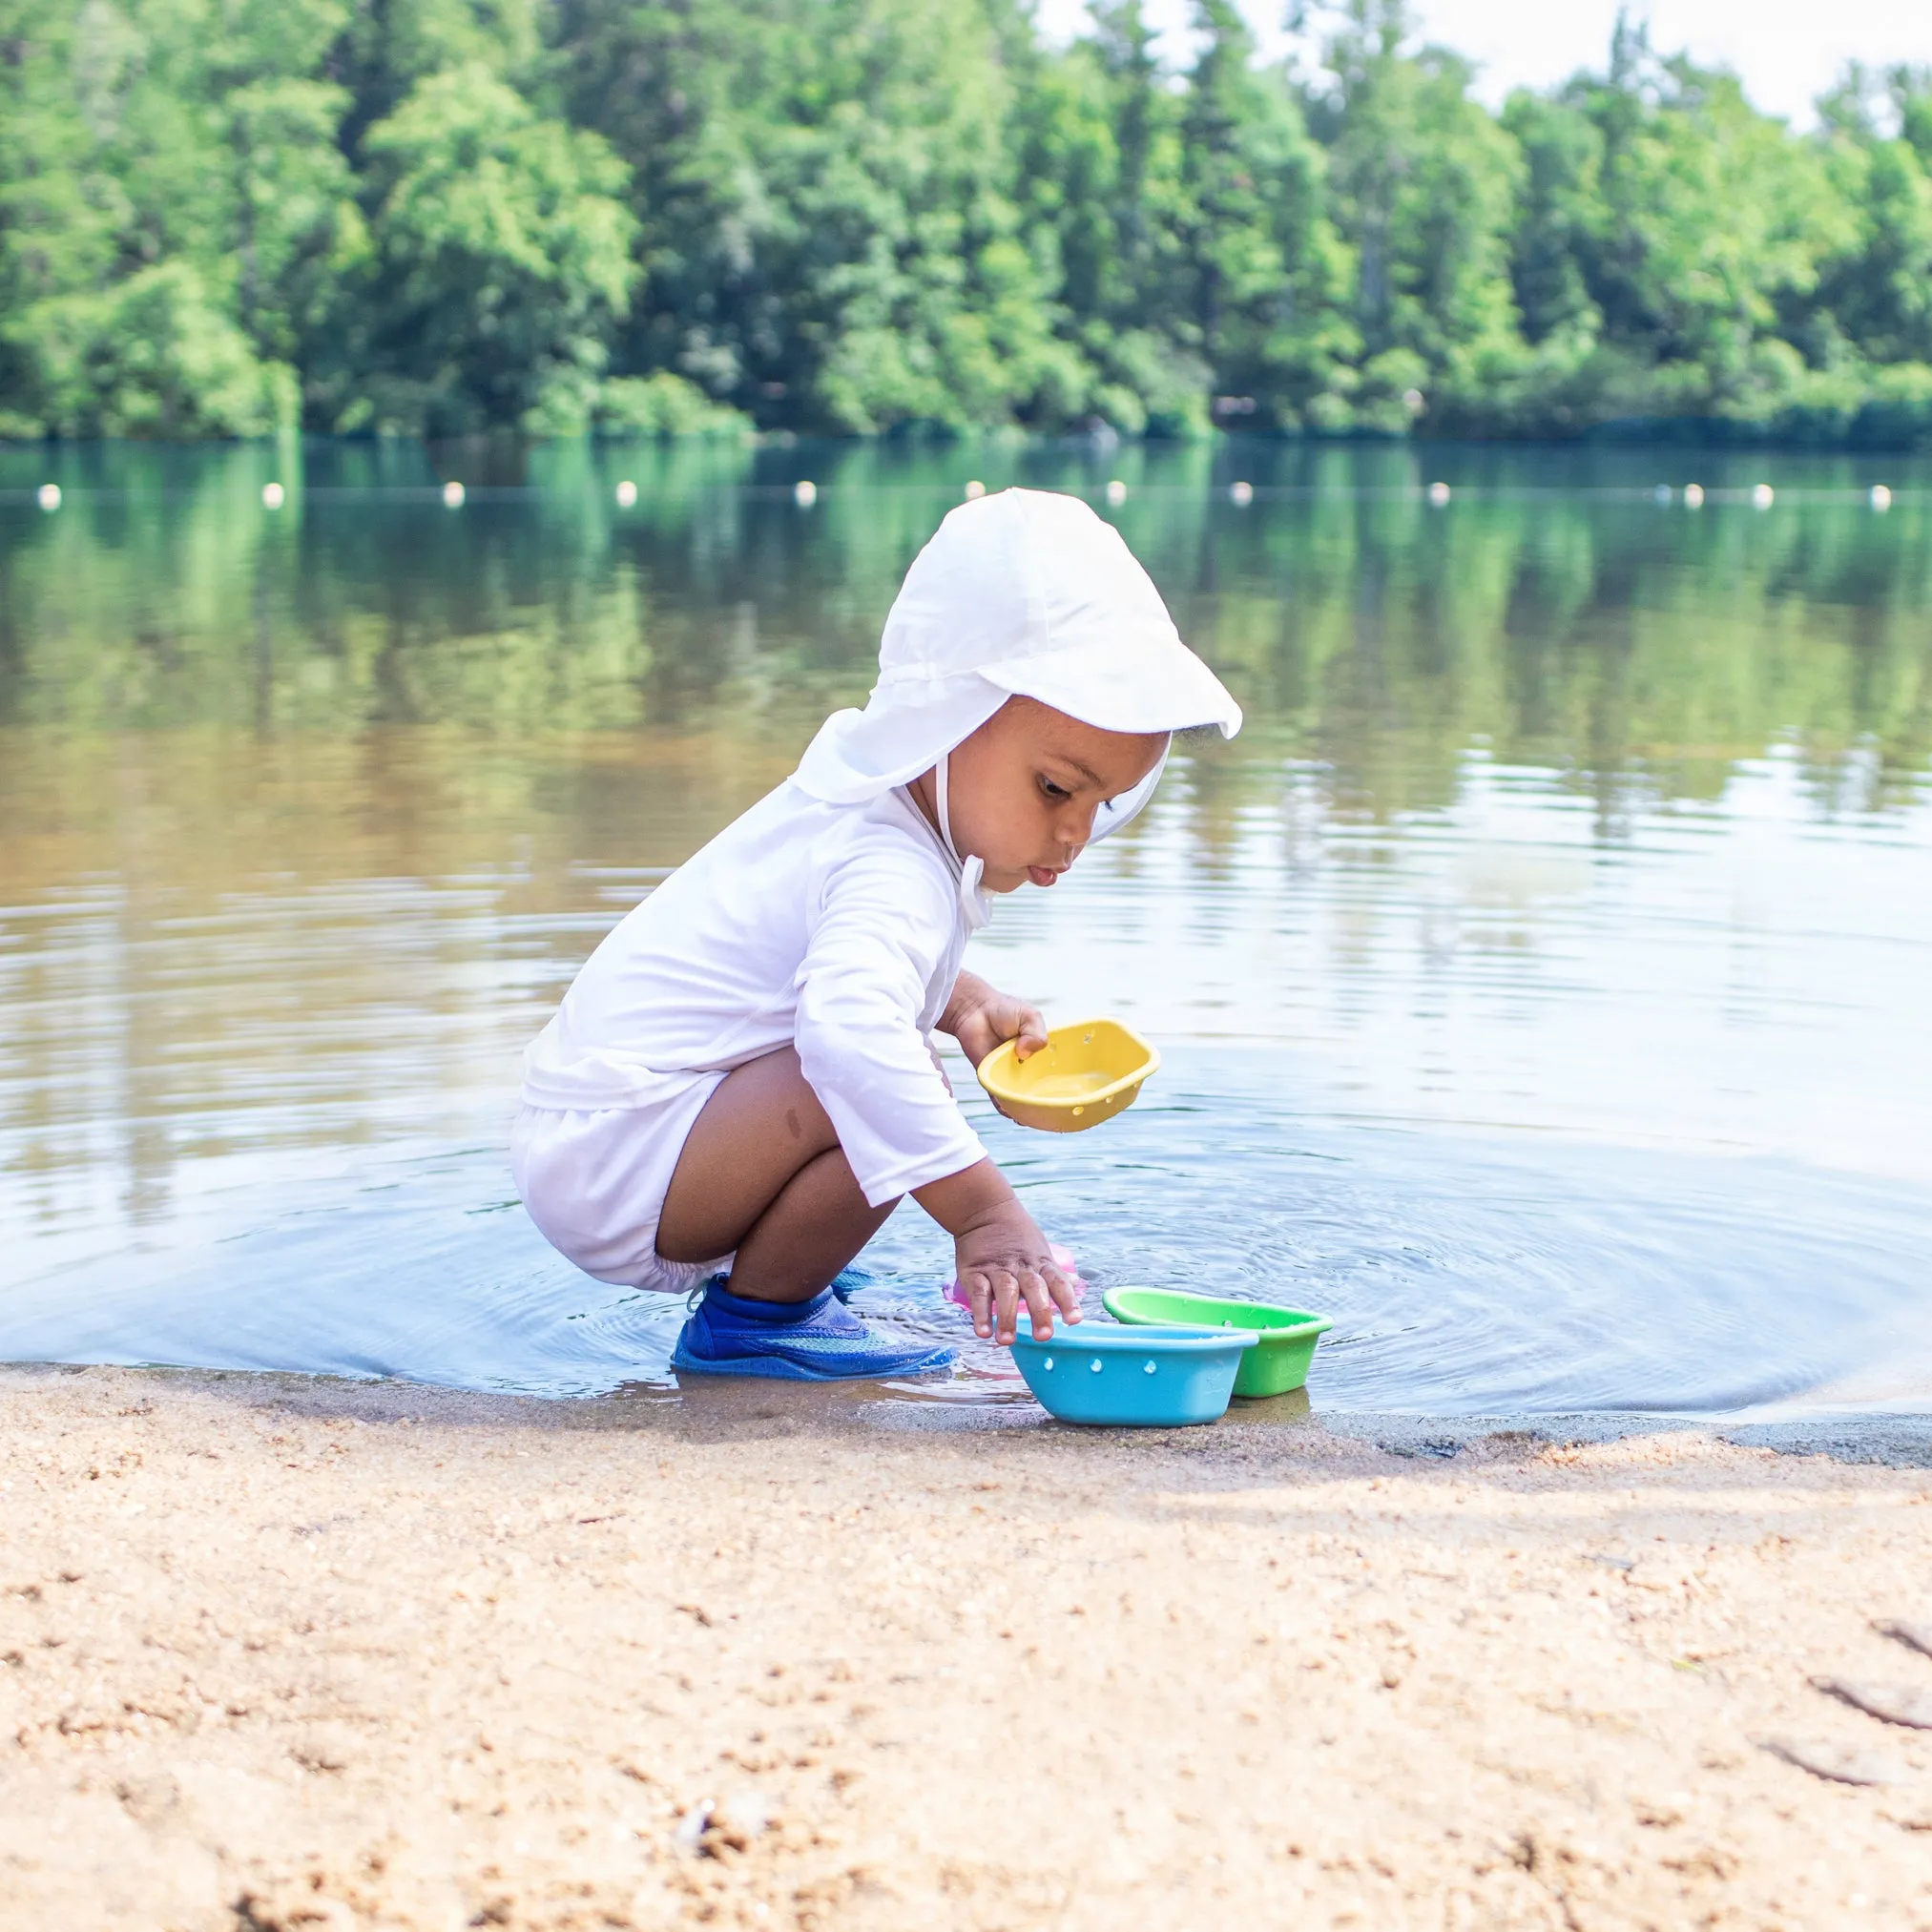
<box><xmin>1101</xmin><ymin>1288</ymin><xmax>1333</xmax><ymax>1399</ymax></box>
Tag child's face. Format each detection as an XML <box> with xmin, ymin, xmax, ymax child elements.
<box><xmin>931</xmin><ymin>696</ymin><xmax>1169</xmax><ymax>894</ymax></box>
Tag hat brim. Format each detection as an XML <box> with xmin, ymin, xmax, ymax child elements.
<box><xmin>982</xmin><ymin>638</ymin><xmax>1242</xmax><ymax>739</ymax></box>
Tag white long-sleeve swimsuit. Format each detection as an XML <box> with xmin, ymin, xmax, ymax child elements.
<box><xmin>520</xmin><ymin>779</ymin><xmax>988</xmax><ymax>1208</ymax></box>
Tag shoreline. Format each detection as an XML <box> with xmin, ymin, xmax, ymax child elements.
<box><xmin>12</xmin><ymin>1356</ymin><xmax>1932</xmax><ymax>1464</ymax></box>
<box><xmin>6</xmin><ymin>1362</ymin><xmax>1931</xmax><ymax>1929</ymax></box>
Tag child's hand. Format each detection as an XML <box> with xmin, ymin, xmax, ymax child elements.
<box><xmin>952</xmin><ymin>1201</ymin><xmax>1081</xmax><ymax>1346</ymax></box>
<box><xmin>915</xmin><ymin>1161</ymin><xmax>1083</xmax><ymax>1346</ymax></box>
<box><xmin>941</xmin><ymin>968</ymin><xmax>1048</xmax><ymax>1069</ymax></box>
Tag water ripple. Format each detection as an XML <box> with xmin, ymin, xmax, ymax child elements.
<box><xmin>8</xmin><ymin>1051</ymin><xmax>1930</xmax><ymax>1415</ymax></box>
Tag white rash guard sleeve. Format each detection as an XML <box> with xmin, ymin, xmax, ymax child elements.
<box><xmin>794</xmin><ymin>845</ymin><xmax>987</xmax><ymax>1208</ymax></box>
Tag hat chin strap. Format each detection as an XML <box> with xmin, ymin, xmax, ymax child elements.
<box><xmin>933</xmin><ymin>754</ymin><xmax>987</xmax><ymax>923</ymax></box>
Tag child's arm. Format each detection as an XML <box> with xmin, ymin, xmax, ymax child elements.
<box><xmin>939</xmin><ymin>969</ymin><xmax>1049</xmax><ymax>1068</ymax></box>
<box><xmin>796</xmin><ymin>862</ymin><xmax>1075</xmax><ymax>1341</ymax></box>
<box><xmin>931</xmin><ymin>973</ymin><xmax>1078</xmax><ymax>1341</ymax></box>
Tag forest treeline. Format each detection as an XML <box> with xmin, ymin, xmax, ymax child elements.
<box><xmin>3</xmin><ymin>0</ymin><xmax>1932</xmax><ymax>445</ymax></box>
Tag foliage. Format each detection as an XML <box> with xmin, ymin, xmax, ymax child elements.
<box><xmin>593</xmin><ymin>371</ymin><xmax>751</xmax><ymax>437</ymax></box>
<box><xmin>327</xmin><ymin>63</ymin><xmax>639</xmax><ymax>435</ymax></box>
<box><xmin>3</xmin><ymin>0</ymin><xmax>1932</xmax><ymax>440</ymax></box>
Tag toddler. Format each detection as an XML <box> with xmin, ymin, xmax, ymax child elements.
<box><xmin>513</xmin><ymin>488</ymin><xmax>1240</xmax><ymax>1379</ymax></box>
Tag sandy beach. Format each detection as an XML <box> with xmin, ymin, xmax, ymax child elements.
<box><xmin>5</xmin><ymin>1366</ymin><xmax>1931</xmax><ymax>1930</ymax></box>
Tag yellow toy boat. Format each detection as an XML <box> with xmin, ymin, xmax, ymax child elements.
<box><xmin>975</xmin><ymin>1018</ymin><xmax>1159</xmax><ymax>1133</ymax></box>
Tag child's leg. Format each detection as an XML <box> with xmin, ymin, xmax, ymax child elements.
<box><xmin>656</xmin><ymin>1048</ymin><xmax>895</xmax><ymax>1302</ymax></box>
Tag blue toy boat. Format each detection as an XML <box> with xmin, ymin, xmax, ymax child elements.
<box><xmin>1008</xmin><ymin>1317</ymin><xmax>1257</xmax><ymax>1427</ymax></box>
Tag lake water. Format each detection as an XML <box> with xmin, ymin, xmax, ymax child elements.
<box><xmin>4</xmin><ymin>438</ymin><xmax>1931</xmax><ymax>1416</ymax></box>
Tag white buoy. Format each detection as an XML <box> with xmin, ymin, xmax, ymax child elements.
<box><xmin>35</xmin><ymin>483</ymin><xmax>59</xmax><ymax>511</ymax></box>
<box><xmin>1230</xmin><ymin>480</ymin><xmax>1254</xmax><ymax>507</ymax></box>
<box><xmin>1426</xmin><ymin>480</ymin><xmax>1450</xmax><ymax>506</ymax></box>
<box><xmin>1684</xmin><ymin>483</ymin><xmax>1705</xmax><ymax>509</ymax></box>
<box><xmin>1871</xmin><ymin>484</ymin><xmax>1892</xmax><ymax>511</ymax></box>
<box><xmin>261</xmin><ymin>482</ymin><xmax>284</xmax><ymax>509</ymax></box>
<box><xmin>614</xmin><ymin>479</ymin><xmax>637</xmax><ymax>509</ymax></box>
<box><xmin>964</xmin><ymin>480</ymin><xmax>986</xmax><ymax>500</ymax></box>
<box><xmin>1652</xmin><ymin>484</ymin><xmax>1672</xmax><ymax>505</ymax></box>
<box><xmin>793</xmin><ymin>479</ymin><xmax>817</xmax><ymax>507</ymax></box>
<box><xmin>1105</xmin><ymin>479</ymin><xmax>1127</xmax><ymax>506</ymax></box>
<box><xmin>442</xmin><ymin>480</ymin><xmax>465</xmax><ymax>508</ymax></box>
<box><xmin>1752</xmin><ymin>483</ymin><xmax>1775</xmax><ymax>509</ymax></box>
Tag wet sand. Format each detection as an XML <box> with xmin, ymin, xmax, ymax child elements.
<box><xmin>5</xmin><ymin>1365</ymin><xmax>1932</xmax><ymax>1931</ymax></box>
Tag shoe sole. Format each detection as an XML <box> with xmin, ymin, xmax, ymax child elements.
<box><xmin>670</xmin><ymin>1342</ymin><xmax>956</xmax><ymax>1383</ymax></box>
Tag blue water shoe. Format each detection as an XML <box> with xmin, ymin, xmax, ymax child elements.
<box><xmin>671</xmin><ymin>1278</ymin><xmax>955</xmax><ymax>1381</ymax></box>
<box><xmin>828</xmin><ymin>1263</ymin><xmax>873</xmax><ymax>1302</ymax></box>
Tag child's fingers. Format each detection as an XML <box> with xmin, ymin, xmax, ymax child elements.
<box><xmin>991</xmin><ymin>1270</ymin><xmax>1021</xmax><ymax>1346</ymax></box>
<box><xmin>1012</xmin><ymin>1005</ymin><xmax>1049</xmax><ymax>1060</ymax></box>
<box><xmin>1017</xmin><ymin>1267</ymin><xmax>1056</xmax><ymax>1341</ymax></box>
<box><xmin>1045</xmin><ymin>1266</ymin><xmax>1083</xmax><ymax>1324</ymax></box>
<box><xmin>966</xmin><ymin>1273</ymin><xmax>994</xmax><ymax>1340</ymax></box>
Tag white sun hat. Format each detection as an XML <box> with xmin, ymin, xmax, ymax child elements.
<box><xmin>792</xmin><ymin>488</ymin><xmax>1241</xmax><ymax>832</ymax></box>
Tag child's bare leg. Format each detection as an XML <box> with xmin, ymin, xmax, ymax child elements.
<box><xmin>656</xmin><ymin>1048</ymin><xmax>897</xmax><ymax>1302</ymax></box>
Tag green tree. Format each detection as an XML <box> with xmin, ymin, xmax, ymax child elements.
<box><xmin>1303</xmin><ymin>0</ymin><xmax>1526</xmax><ymax>430</ymax></box>
<box><xmin>0</xmin><ymin>0</ymin><xmax>351</xmax><ymax>434</ymax></box>
<box><xmin>7</xmin><ymin>0</ymin><xmax>1932</xmax><ymax>443</ymax></box>
<box><xmin>1177</xmin><ymin>1</ymin><xmax>1353</xmax><ymax>430</ymax></box>
<box><xmin>1009</xmin><ymin>1</ymin><xmax>1206</xmax><ymax>431</ymax></box>
<box><xmin>1812</xmin><ymin>71</ymin><xmax>1932</xmax><ymax>369</ymax></box>
<box><xmin>332</xmin><ymin>63</ymin><xmax>638</xmax><ymax>434</ymax></box>
<box><xmin>563</xmin><ymin>0</ymin><xmax>1086</xmax><ymax>434</ymax></box>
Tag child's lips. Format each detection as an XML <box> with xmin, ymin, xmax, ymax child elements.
<box><xmin>1028</xmin><ymin>865</ymin><xmax>1062</xmax><ymax>887</ymax></box>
